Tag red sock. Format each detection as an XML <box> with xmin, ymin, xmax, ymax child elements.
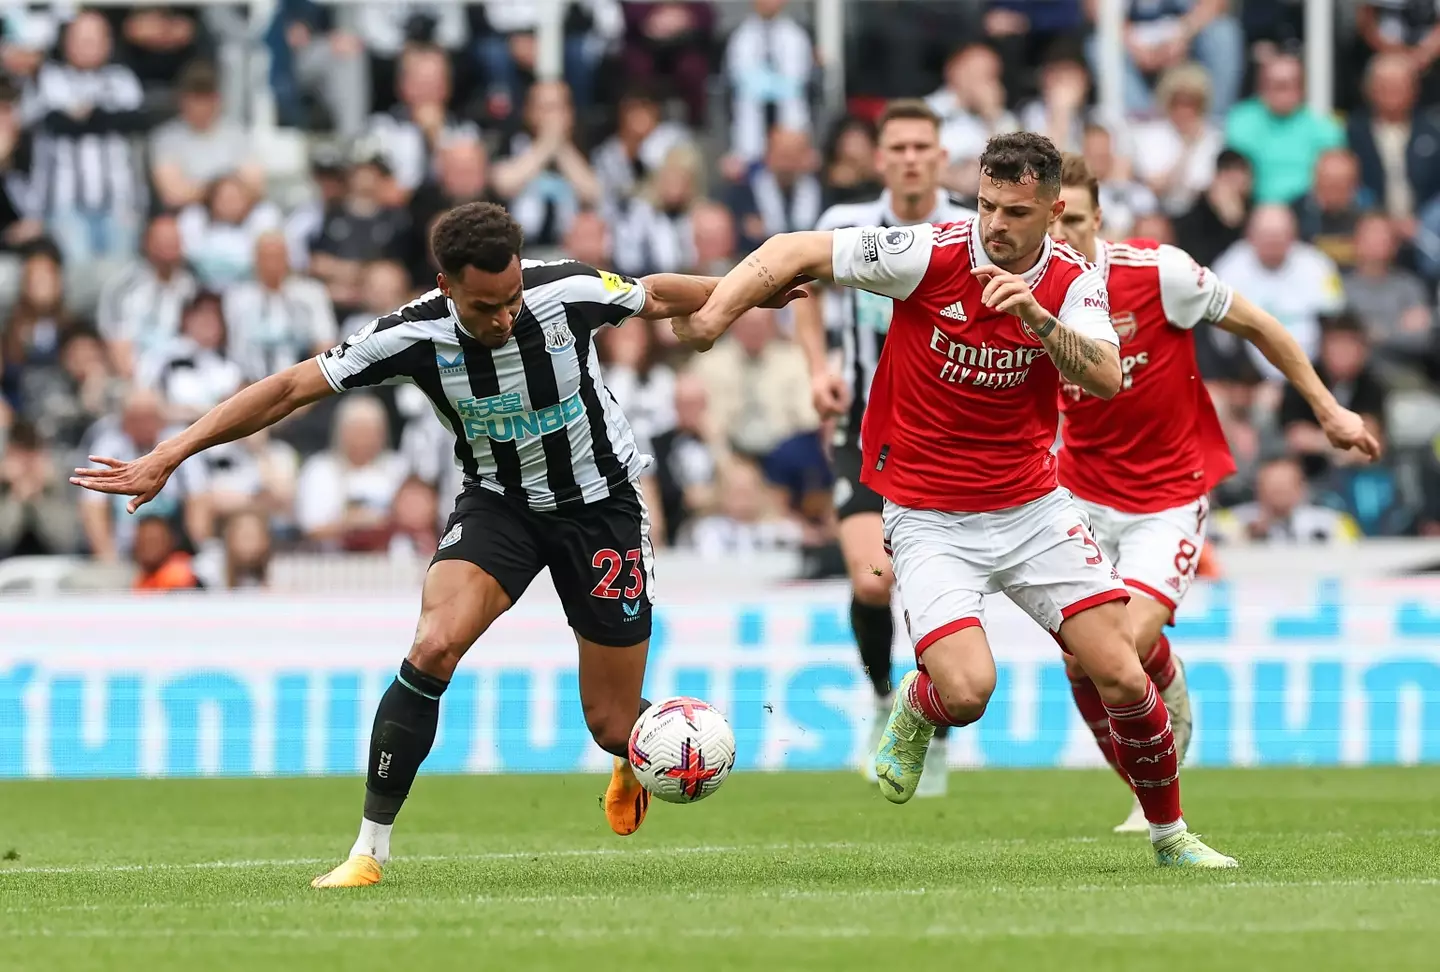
<box><xmin>1069</xmin><ymin>673</ymin><xmax>1130</xmax><ymax>786</ymax></box>
<box><xmin>906</xmin><ymin>671</ymin><xmax>966</xmax><ymax>727</ymax></box>
<box><xmin>1106</xmin><ymin>682</ymin><xmax>1182</xmax><ymax>825</ymax></box>
<box><xmin>1142</xmin><ymin>635</ymin><xmax>1177</xmax><ymax>692</ymax></box>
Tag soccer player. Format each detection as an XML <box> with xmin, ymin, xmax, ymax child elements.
<box><xmin>1049</xmin><ymin>154</ymin><xmax>1380</xmax><ymax>832</ymax></box>
<box><xmin>71</xmin><ymin>202</ymin><xmax>806</xmax><ymax>888</ymax></box>
<box><xmin>678</xmin><ymin>133</ymin><xmax>1237</xmax><ymax>867</ymax></box>
<box><xmin>793</xmin><ymin>99</ymin><xmax>975</xmax><ymax>796</ymax></box>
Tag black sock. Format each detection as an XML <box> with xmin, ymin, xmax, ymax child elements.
<box><xmin>850</xmin><ymin>597</ymin><xmax>895</xmax><ymax>697</ymax></box>
<box><xmin>638</xmin><ymin>697</ymin><xmax>652</xmax><ymax>717</ymax></box>
<box><xmin>363</xmin><ymin>660</ymin><xmax>448</xmax><ymax>825</ymax></box>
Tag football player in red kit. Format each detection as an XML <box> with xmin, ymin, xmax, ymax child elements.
<box><xmin>680</xmin><ymin>133</ymin><xmax>1238</xmax><ymax>868</ymax></box>
<box><xmin>1050</xmin><ymin>154</ymin><xmax>1380</xmax><ymax>833</ymax></box>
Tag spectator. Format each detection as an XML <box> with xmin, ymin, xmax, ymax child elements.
<box><xmin>222</xmin><ymin>508</ymin><xmax>272</xmax><ymax>589</ymax></box>
<box><xmin>354</xmin><ymin>3</ymin><xmax>469</xmax><ymax>116</ymax></box>
<box><xmin>0</xmin><ymin>419</ymin><xmax>82</xmax><ymax>557</ymax></box>
<box><xmin>472</xmin><ymin>1</ymin><xmax>623</xmax><ymax>118</ymax></box>
<box><xmin>284</xmin><ymin>143</ymin><xmax>350</xmax><ymax>273</ymax></box>
<box><xmin>560</xmin><ymin>209</ymin><xmax>612</xmax><ymax>267</ymax></box>
<box><xmin>1213</xmin><ymin>204</ymin><xmax>1345</xmax><ymax>379</ymax></box>
<box><xmin>820</xmin><ymin>116</ymin><xmax>880</xmax><ymax>208</ymax></box>
<box><xmin>107</xmin><ymin>6</ymin><xmax>206</xmax><ymax>90</ymax></box>
<box><xmin>591</xmin><ymin>86</ymin><xmax>690</xmax><ymax>205</ymax></box>
<box><xmin>687</xmin><ymin>305</ymin><xmax>819</xmax><ymax>476</ymax></box>
<box><xmin>926</xmin><ymin>44</ymin><xmax>1017</xmax><ymax>195</ymax></box>
<box><xmin>611</xmin><ymin>141</ymin><xmax>705</xmax><ymax>277</ymax></box>
<box><xmin>983</xmin><ymin>2</ymin><xmax>1089</xmax><ymax>104</ymax></box>
<box><xmin>1</xmin><ymin>241</ymin><xmax>83</xmax><ymax>391</ymax></box>
<box><xmin>131</xmin><ymin>515</ymin><xmax>201</xmax><ymax>591</ymax></box>
<box><xmin>729</xmin><ymin>126</ymin><xmax>822</xmax><ymax>252</ymax></box>
<box><xmin>366</xmin><ymin>44</ymin><xmax>480</xmax><ymax>197</ymax></box>
<box><xmin>1292</xmin><ymin>149</ymin><xmax>1372</xmax><ymax>269</ymax></box>
<box><xmin>1348</xmin><ymin>54</ymin><xmax>1440</xmax><ymax>229</ymax></box>
<box><xmin>1243</xmin><ymin>0</ymin><xmax>1305</xmax><ymax>66</ymax></box>
<box><xmin>380</xmin><ymin>474</ymin><xmax>440</xmax><ymax>559</ymax></box>
<box><xmin>599</xmin><ymin>317</ymin><xmax>675</xmax><ymax>455</ymax></box>
<box><xmin>1342</xmin><ymin>213</ymin><xmax>1435</xmax><ymax>372</ymax></box>
<box><xmin>79</xmin><ymin>387</ymin><xmax>210</xmax><ymax>563</ymax></box>
<box><xmin>1418</xmin><ymin>436</ymin><xmax>1440</xmax><ymax>536</ymax></box>
<box><xmin>16</xmin><ymin>330</ymin><xmax>122</xmax><ymax>453</ymax></box>
<box><xmin>341</xmin><ymin>259</ymin><xmax>414</xmax><ymax>341</ymax></box>
<box><xmin>294</xmin><ymin>393</ymin><xmax>408</xmax><ymax>549</ymax></box>
<box><xmin>224</xmin><ymin>232</ymin><xmax>338</xmax><ymax>379</ymax></box>
<box><xmin>97</xmin><ymin>213</ymin><xmax>199</xmax><ymax>378</ymax></box>
<box><xmin>1321</xmin><ymin>414</ymin><xmax>1412</xmax><ymax>536</ymax></box>
<box><xmin>723</xmin><ymin>0</ymin><xmax>814</xmax><ymax>168</ymax></box>
<box><xmin>203</xmin><ymin>428</ymin><xmax>301</xmax><ymax>531</ymax></box>
<box><xmin>1357</xmin><ymin>3</ymin><xmax>1440</xmax><ymax>100</ymax></box>
<box><xmin>309</xmin><ymin>147</ymin><xmax>411</xmax><ymax>310</ymax></box>
<box><xmin>27</xmin><ymin>12</ymin><xmax>148</xmax><ymax>267</ymax></box>
<box><xmin>1132</xmin><ymin>212</ymin><xmax>1176</xmax><ymax>243</ymax></box>
<box><xmin>150</xmin><ymin>61</ymin><xmax>263</xmax><ymax>212</ymax></box>
<box><xmin>680</xmin><ymin>457</ymin><xmax>804</xmax><ymax>559</ymax></box>
<box><xmin>136</xmin><ymin>291</ymin><xmax>246</xmax><ymax>424</ymax></box>
<box><xmin>272</xmin><ymin>0</ymin><xmax>370</xmax><ymax>137</ymax></box>
<box><xmin>491</xmin><ymin>80</ymin><xmax>602</xmax><ymax>249</ymax></box>
<box><xmin>1130</xmin><ymin>63</ymin><xmax>1225</xmax><ymax>216</ymax></box>
<box><xmin>0</xmin><ymin>76</ymin><xmax>42</xmax><ymax>254</ymax></box>
<box><xmin>1279</xmin><ymin>313</ymin><xmax>1389</xmax><ymax>481</ymax></box>
<box><xmin>178</xmin><ymin>174</ymin><xmax>284</xmax><ymax>290</ymax></box>
<box><xmin>651</xmin><ymin>370</ymin><xmax>716</xmax><ymax>545</ymax></box>
<box><xmin>408</xmin><ymin>136</ymin><xmax>493</xmax><ymax>282</ymax></box>
<box><xmin>1087</xmin><ymin>0</ymin><xmax>1243</xmax><ymax>120</ymax></box>
<box><xmin>1017</xmin><ymin>49</ymin><xmax>1097</xmax><ymax>155</ymax></box>
<box><xmin>1082</xmin><ymin>123</ymin><xmax>1157</xmax><ymax>239</ymax></box>
<box><xmin>621</xmin><ymin>2</ymin><xmax>715</xmax><ymax>126</ymax></box>
<box><xmin>1225</xmin><ymin>53</ymin><xmax>1343</xmax><ymax>204</ymax></box>
<box><xmin>1173</xmin><ymin>146</ymin><xmax>1252</xmax><ymax>266</ymax></box>
<box><xmin>1211</xmin><ymin>455</ymin><xmax>1360</xmax><ymax>544</ymax></box>
<box><xmin>691</xmin><ymin>200</ymin><xmax>739</xmax><ymax>276</ymax></box>
<box><xmin>0</xmin><ymin>7</ymin><xmax>59</xmax><ymax>86</ymax></box>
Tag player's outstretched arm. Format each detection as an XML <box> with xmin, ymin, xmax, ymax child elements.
<box><xmin>972</xmin><ymin>265</ymin><xmax>1123</xmax><ymax>399</ymax></box>
<box><xmin>1216</xmin><ymin>292</ymin><xmax>1382</xmax><ymax>459</ymax></box>
<box><xmin>70</xmin><ymin>359</ymin><xmax>336</xmax><ymax>513</ymax></box>
<box><xmin>677</xmin><ymin>232</ymin><xmax>835</xmax><ymax>350</ymax></box>
<box><xmin>635</xmin><ymin>273</ymin><xmax>810</xmax><ymax>322</ymax></box>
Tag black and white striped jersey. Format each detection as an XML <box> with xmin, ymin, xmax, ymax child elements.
<box><xmin>814</xmin><ymin>189</ymin><xmax>976</xmax><ymax>449</ymax></box>
<box><xmin>25</xmin><ymin>61</ymin><xmax>147</xmax><ymax>216</ymax></box>
<box><xmin>315</xmin><ymin>260</ymin><xmax>649</xmax><ymax>512</ymax></box>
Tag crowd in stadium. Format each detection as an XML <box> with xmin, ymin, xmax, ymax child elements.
<box><xmin>2</xmin><ymin>0</ymin><xmax>1440</xmax><ymax>590</ymax></box>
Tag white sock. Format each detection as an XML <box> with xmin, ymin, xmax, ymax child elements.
<box><xmin>350</xmin><ymin>818</ymin><xmax>393</xmax><ymax>865</ymax></box>
<box><xmin>1149</xmin><ymin>817</ymin><xmax>1187</xmax><ymax>843</ymax></box>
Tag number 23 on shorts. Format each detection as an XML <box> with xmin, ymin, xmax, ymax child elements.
<box><xmin>591</xmin><ymin>548</ymin><xmax>645</xmax><ymax>599</ymax></box>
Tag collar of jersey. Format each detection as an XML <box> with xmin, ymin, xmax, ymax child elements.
<box><xmin>879</xmin><ymin>188</ymin><xmax>952</xmax><ymax>225</ymax></box>
<box><xmin>968</xmin><ymin>216</ymin><xmax>1053</xmax><ymax>284</ymax></box>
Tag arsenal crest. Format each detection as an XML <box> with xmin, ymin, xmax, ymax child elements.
<box><xmin>1112</xmin><ymin>312</ymin><xmax>1138</xmax><ymax>344</ymax></box>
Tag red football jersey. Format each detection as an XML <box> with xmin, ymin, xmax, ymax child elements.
<box><xmin>1057</xmin><ymin>239</ymin><xmax>1238</xmax><ymax>514</ymax></box>
<box><xmin>834</xmin><ymin>218</ymin><xmax>1117</xmax><ymax>512</ymax></box>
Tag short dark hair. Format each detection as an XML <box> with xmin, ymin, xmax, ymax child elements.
<box><xmin>1059</xmin><ymin>152</ymin><xmax>1099</xmax><ymax>208</ymax></box>
<box><xmin>1216</xmin><ymin>148</ymin><xmax>1250</xmax><ymax>173</ymax></box>
<box><xmin>876</xmin><ymin>98</ymin><xmax>940</xmax><ymax>135</ymax></box>
<box><xmin>430</xmin><ymin>202</ymin><xmax>524</xmax><ymax>277</ymax></box>
<box><xmin>979</xmin><ymin>132</ymin><xmax>1063</xmax><ymax>198</ymax></box>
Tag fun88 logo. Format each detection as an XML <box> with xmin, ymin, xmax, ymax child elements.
<box><xmin>458</xmin><ymin>392</ymin><xmax>585</xmax><ymax>442</ymax></box>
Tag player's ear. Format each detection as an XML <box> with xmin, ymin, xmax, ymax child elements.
<box><xmin>1095</xmin><ymin>205</ymin><xmax>1104</xmax><ymax>233</ymax></box>
<box><xmin>436</xmin><ymin>273</ymin><xmax>450</xmax><ymax>297</ymax></box>
<box><xmin>1050</xmin><ymin>196</ymin><xmax>1067</xmax><ymax>224</ymax></box>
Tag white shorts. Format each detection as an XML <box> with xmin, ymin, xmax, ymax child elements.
<box><xmin>882</xmin><ymin>487</ymin><xmax>1130</xmax><ymax>658</ymax></box>
<box><xmin>1076</xmin><ymin>495</ymin><xmax>1209</xmax><ymax>617</ymax></box>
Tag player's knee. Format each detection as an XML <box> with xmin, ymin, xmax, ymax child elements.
<box><xmin>407</xmin><ymin>632</ymin><xmax>468</xmax><ymax>681</ymax></box>
<box><xmin>1085</xmin><ymin>653</ymin><xmax>1150</xmax><ymax>705</ymax></box>
<box><xmin>1063</xmin><ymin>652</ymin><xmax>1086</xmax><ymax>682</ymax></box>
<box><xmin>852</xmin><ymin>569</ymin><xmax>892</xmax><ymax>606</ymax></box>
<box><xmin>932</xmin><ymin>671</ymin><xmax>994</xmax><ymax>724</ymax></box>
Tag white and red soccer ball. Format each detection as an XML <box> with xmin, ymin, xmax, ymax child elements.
<box><xmin>627</xmin><ymin>696</ymin><xmax>736</xmax><ymax>804</ymax></box>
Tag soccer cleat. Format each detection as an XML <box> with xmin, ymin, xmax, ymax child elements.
<box><xmin>1114</xmin><ymin>795</ymin><xmax>1148</xmax><ymax>834</ymax></box>
<box><xmin>915</xmin><ymin>737</ymin><xmax>949</xmax><ymax>799</ymax></box>
<box><xmin>310</xmin><ymin>853</ymin><xmax>382</xmax><ymax>889</ymax></box>
<box><xmin>1153</xmin><ymin>831</ymin><xmax>1239</xmax><ymax>869</ymax></box>
<box><xmin>604</xmin><ymin>756</ymin><xmax>650</xmax><ymax>836</ymax></box>
<box><xmin>862</xmin><ymin>695</ymin><xmax>892</xmax><ymax>782</ymax></box>
<box><xmin>1160</xmin><ymin>656</ymin><xmax>1193</xmax><ymax>766</ymax></box>
<box><xmin>874</xmin><ymin>671</ymin><xmax>936</xmax><ymax>804</ymax></box>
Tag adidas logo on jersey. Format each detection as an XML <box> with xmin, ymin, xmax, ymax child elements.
<box><xmin>939</xmin><ymin>302</ymin><xmax>967</xmax><ymax>322</ymax></box>
<box><xmin>438</xmin><ymin>524</ymin><xmax>463</xmax><ymax>549</ymax></box>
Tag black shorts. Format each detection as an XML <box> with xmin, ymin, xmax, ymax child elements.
<box><xmin>433</xmin><ymin>481</ymin><xmax>655</xmax><ymax>647</ymax></box>
<box><xmin>831</xmin><ymin>445</ymin><xmax>884</xmax><ymax>520</ymax></box>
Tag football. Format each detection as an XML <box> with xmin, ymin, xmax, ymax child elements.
<box><xmin>627</xmin><ymin>696</ymin><xmax>736</xmax><ymax>804</ymax></box>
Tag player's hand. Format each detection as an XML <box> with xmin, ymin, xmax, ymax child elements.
<box><xmin>671</xmin><ymin>314</ymin><xmax>717</xmax><ymax>352</ymax></box>
<box><xmin>1320</xmin><ymin>406</ymin><xmax>1383</xmax><ymax>462</ymax></box>
<box><xmin>811</xmin><ymin>371</ymin><xmax>850</xmax><ymax>418</ymax></box>
<box><xmin>757</xmin><ymin>274</ymin><xmax>814</xmax><ymax>309</ymax></box>
<box><xmin>69</xmin><ymin>453</ymin><xmax>175</xmax><ymax>514</ymax></box>
<box><xmin>971</xmin><ymin>265</ymin><xmax>1045</xmax><ymax>326</ymax></box>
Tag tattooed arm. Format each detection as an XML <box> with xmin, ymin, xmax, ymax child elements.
<box><xmin>677</xmin><ymin>231</ymin><xmax>836</xmax><ymax>350</ymax></box>
<box><xmin>1031</xmin><ymin>315</ymin><xmax>1123</xmax><ymax>399</ymax></box>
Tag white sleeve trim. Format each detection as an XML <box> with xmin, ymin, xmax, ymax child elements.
<box><xmin>314</xmin><ymin>353</ymin><xmax>346</xmax><ymax>394</ymax></box>
<box><xmin>1056</xmin><ymin>265</ymin><xmax>1119</xmax><ymax>346</ymax></box>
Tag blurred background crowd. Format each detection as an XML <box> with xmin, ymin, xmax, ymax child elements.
<box><xmin>3</xmin><ymin>0</ymin><xmax>1440</xmax><ymax>593</ymax></box>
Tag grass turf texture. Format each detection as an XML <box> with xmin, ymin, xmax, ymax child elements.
<box><xmin>3</xmin><ymin>767</ymin><xmax>1439</xmax><ymax>971</ymax></box>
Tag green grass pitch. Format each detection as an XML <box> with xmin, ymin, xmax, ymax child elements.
<box><xmin>3</xmin><ymin>767</ymin><xmax>1439</xmax><ymax>971</ymax></box>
